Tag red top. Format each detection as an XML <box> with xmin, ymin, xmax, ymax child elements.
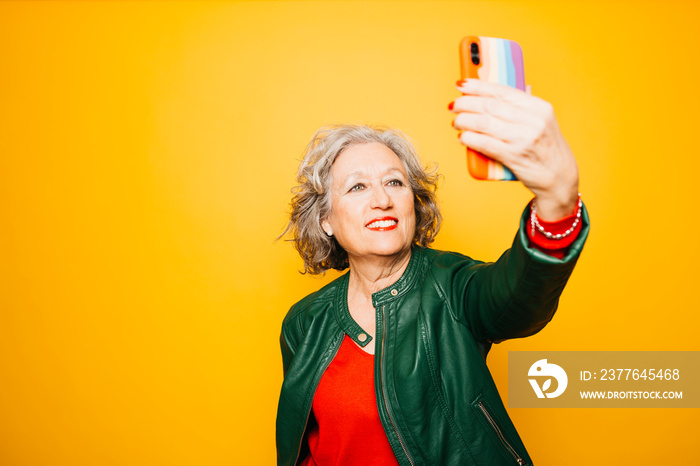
<box><xmin>301</xmin><ymin>334</ymin><xmax>399</xmax><ymax>466</ymax></box>
<box><xmin>301</xmin><ymin>207</ymin><xmax>583</xmax><ymax>464</ymax></box>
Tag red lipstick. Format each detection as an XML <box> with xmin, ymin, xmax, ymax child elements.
<box><xmin>365</xmin><ymin>216</ymin><xmax>399</xmax><ymax>231</ymax></box>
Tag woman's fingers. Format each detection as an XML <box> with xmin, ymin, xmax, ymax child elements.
<box><xmin>452</xmin><ymin>101</ymin><xmax>549</xmax><ymax>155</ymax></box>
<box><xmin>457</xmin><ymin>131</ymin><xmax>513</xmax><ymax>163</ymax></box>
<box><xmin>456</xmin><ymin>79</ymin><xmax>553</xmax><ymax>117</ymax></box>
<box><xmin>450</xmin><ymin>95</ymin><xmax>529</xmax><ymax>124</ymax></box>
<box><xmin>450</xmin><ymin>78</ymin><xmax>580</xmax><ymax>215</ymax></box>
<box><xmin>457</xmin><ymin>78</ymin><xmax>527</xmax><ymax>103</ymax></box>
<box><xmin>453</xmin><ymin>112</ymin><xmax>521</xmax><ymax>144</ymax></box>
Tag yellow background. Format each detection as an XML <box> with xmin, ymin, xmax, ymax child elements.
<box><xmin>1</xmin><ymin>1</ymin><xmax>698</xmax><ymax>464</ymax></box>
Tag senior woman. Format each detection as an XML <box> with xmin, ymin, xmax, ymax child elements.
<box><xmin>276</xmin><ymin>79</ymin><xmax>589</xmax><ymax>465</ymax></box>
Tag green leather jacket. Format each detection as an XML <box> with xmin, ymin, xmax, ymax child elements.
<box><xmin>277</xmin><ymin>205</ymin><xmax>589</xmax><ymax>465</ymax></box>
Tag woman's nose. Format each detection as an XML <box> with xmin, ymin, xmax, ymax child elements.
<box><xmin>370</xmin><ymin>185</ymin><xmax>392</xmax><ymax>209</ymax></box>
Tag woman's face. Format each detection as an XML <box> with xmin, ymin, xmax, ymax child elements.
<box><xmin>322</xmin><ymin>142</ymin><xmax>416</xmax><ymax>262</ymax></box>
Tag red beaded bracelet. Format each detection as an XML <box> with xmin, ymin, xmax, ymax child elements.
<box><xmin>530</xmin><ymin>194</ymin><xmax>582</xmax><ymax>240</ymax></box>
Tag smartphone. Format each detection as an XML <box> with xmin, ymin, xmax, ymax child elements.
<box><xmin>459</xmin><ymin>36</ymin><xmax>525</xmax><ymax>181</ymax></box>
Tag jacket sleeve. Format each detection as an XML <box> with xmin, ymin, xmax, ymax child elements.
<box><xmin>280</xmin><ymin>312</ymin><xmax>298</xmax><ymax>377</ymax></box>
<box><xmin>442</xmin><ymin>202</ymin><xmax>589</xmax><ymax>344</ymax></box>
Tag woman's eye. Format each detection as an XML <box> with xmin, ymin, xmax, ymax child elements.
<box><xmin>387</xmin><ymin>179</ymin><xmax>404</xmax><ymax>187</ymax></box>
<box><xmin>349</xmin><ymin>184</ymin><xmax>365</xmax><ymax>192</ymax></box>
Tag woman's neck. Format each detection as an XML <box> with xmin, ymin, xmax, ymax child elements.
<box><xmin>347</xmin><ymin>248</ymin><xmax>412</xmax><ymax>299</ymax></box>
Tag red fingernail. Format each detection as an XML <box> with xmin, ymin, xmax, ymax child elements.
<box><xmin>457</xmin><ymin>131</ymin><xmax>463</xmax><ymax>139</ymax></box>
<box><xmin>448</xmin><ymin>101</ymin><xmax>454</xmax><ymax>111</ymax></box>
<box><xmin>456</xmin><ymin>79</ymin><xmax>467</xmax><ymax>87</ymax></box>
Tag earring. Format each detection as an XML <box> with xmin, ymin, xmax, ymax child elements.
<box><xmin>325</xmin><ymin>229</ymin><xmax>333</xmax><ymax>237</ymax></box>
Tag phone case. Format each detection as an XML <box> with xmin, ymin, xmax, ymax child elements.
<box><xmin>459</xmin><ymin>36</ymin><xmax>525</xmax><ymax>181</ymax></box>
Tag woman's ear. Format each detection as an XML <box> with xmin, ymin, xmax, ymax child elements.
<box><xmin>321</xmin><ymin>218</ymin><xmax>333</xmax><ymax>237</ymax></box>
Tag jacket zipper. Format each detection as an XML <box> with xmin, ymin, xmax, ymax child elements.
<box><xmin>291</xmin><ymin>335</ymin><xmax>343</xmax><ymax>466</ymax></box>
<box><xmin>379</xmin><ymin>305</ymin><xmax>415</xmax><ymax>466</ymax></box>
<box><xmin>477</xmin><ymin>401</ymin><xmax>525</xmax><ymax>465</ymax></box>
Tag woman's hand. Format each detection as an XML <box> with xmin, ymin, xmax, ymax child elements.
<box><xmin>450</xmin><ymin>79</ymin><xmax>579</xmax><ymax>221</ymax></box>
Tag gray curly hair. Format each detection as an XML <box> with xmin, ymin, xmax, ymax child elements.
<box><xmin>281</xmin><ymin>124</ymin><xmax>442</xmax><ymax>275</ymax></box>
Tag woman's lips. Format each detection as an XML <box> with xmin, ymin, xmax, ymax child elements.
<box><xmin>365</xmin><ymin>217</ymin><xmax>398</xmax><ymax>231</ymax></box>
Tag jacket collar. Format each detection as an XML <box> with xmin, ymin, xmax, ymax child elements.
<box><xmin>333</xmin><ymin>246</ymin><xmax>425</xmax><ymax>348</ymax></box>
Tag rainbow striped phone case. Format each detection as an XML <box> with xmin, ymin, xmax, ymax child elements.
<box><xmin>459</xmin><ymin>36</ymin><xmax>525</xmax><ymax>181</ymax></box>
